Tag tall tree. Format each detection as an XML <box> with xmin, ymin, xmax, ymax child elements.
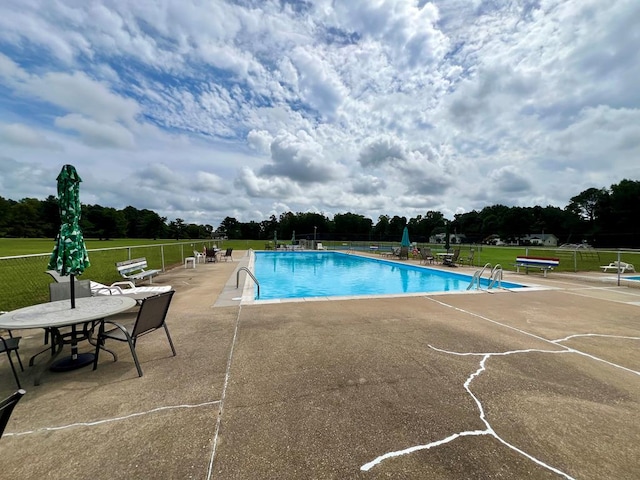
<box><xmin>168</xmin><ymin>218</ymin><xmax>187</xmax><ymax>240</ymax></box>
<box><xmin>372</xmin><ymin>215</ymin><xmax>390</xmax><ymax>241</ymax></box>
<box><xmin>9</xmin><ymin>198</ymin><xmax>43</xmax><ymax>237</ymax></box>
<box><xmin>333</xmin><ymin>212</ymin><xmax>373</xmax><ymax>240</ymax></box>
<box><xmin>40</xmin><ymin>195</ymin><xmax>60</xmax><ymax>238</ymax></box>
<box><xmin>140</xmin><ymin>210</ymin><xmax>167</xmax><ymax>239</ymax></box>
<box><xmin>567</xmin><ymin>187</ymin><xmax>607</xmax><ymax>223</ymax></box>
<box><xmin>219</xmin><ymin>217</ymin><xmax>241</xmax><ymax>239</ymax></box>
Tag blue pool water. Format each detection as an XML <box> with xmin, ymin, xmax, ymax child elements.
<box><xmin>253</xmin><ymin>251</ymin><xmax>524</xmax><ymax>300</ymax></box>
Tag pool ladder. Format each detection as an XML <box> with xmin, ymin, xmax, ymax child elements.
<box><xmin>237</xmin><ymin>267</ymin><xmax>260</xmax><ymax>298</ymax></box>
<box><xmin>467</xmin><ymin>263</ymin><xmax>503</xmax><ymax>291</ymax></box>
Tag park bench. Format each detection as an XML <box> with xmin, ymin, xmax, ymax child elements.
<box><xmin>116</xmin><ymin>257</ymin><xmax>161</xmax><ymax>284</ymax></box>
<box><xmin>514</xmin><ymin>256</ymin><xmax>559</xmax><ymax>278</ymax></box>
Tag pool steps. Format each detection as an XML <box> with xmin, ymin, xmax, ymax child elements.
<box><xmin>468</xmin><ymin>263</ymin><xmax>504</xmax><ymax>291</ymax></box>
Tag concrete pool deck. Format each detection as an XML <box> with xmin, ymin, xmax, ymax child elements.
<box><xmin>1</xmin><ymin>251</ymin><xmax>639</xmax><ymax>479</ymax></box>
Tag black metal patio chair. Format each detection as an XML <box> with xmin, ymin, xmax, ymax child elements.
<box><xmin>222</xmin><ymin>248</ymin><xmax>233</xmax><ymax>261</ymax></box>
<box><xmin>0</xmin><ymin>389</ymin><xmax>26</xmax><ymax>438</ymax></box>
<box><xmin>93</xmin><ymin>290</ymin><xmax>176</xmax><ymax>377</ymax></box>
<box><xmin>1</xmin><ymin>329</ymin><xmax>24</xmax><ymax>389</ymax></box>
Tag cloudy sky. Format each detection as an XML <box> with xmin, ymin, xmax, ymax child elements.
<box><xmin>1</xmin><ymin>0</ymin><xmax>638</xmax><ymax>229</ymax></box>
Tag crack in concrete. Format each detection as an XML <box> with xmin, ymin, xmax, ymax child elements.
<box><xmin>361</xmin><ymin>346</ymin><xmax>576</xmax><ymax>478</ymax></box>
<box><xmin>4</xmin><ymin>400</ymin><xmax>221</xmax><ymax>437</ymax></box>
<box><xmin>361</xmin><ymin>298</ymin><xmax>639</xmax><ymax>476</ymax></box>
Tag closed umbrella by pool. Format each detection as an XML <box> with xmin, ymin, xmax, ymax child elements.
<box><xmin>401</xmin><ymin>226</ymin><xmax>410</xmax><ymax>247</ymax></box>
<box><xmin>444</xmin><ymin>221</ymin><xmax>450</xmax><ymax>252</ymax></box>
<box><xmin>47</xmin><ymin>164</ymin><xmax>92</xmax><ymax>370</ymax></box>
<box><xmin>400</xmin><ymin>226</ymin><xmax>410</xmax><ymax>259</ymax></box>
<box><xmin>48</xmin><ymin>165</ymin><xmax>91</xmax><ymax>302</ymax></box>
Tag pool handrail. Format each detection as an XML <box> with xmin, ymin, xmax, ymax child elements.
<box><xmin>468</xmin><ymin>263</ymin><xmax>492</xmax><ymax>290</ymax></box>
<box><xmin>237</xmin><ymin>267</ymin><xmax>260</xmax><ymax>298</ymax></box>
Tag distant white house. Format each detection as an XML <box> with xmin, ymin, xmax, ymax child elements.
<box><xmin>520</xmin><ymin>233</ymin><xmax>558</xmax><ymax>247</ymax></box>
<box><xmin>483</xmin><ymin>233</ymin><xmax>558</xmax><ymax>247</ymax></box>
<box><xmin>483</xmin><ymin>234</ymin><xmax>505</xmax><ymax>245</ymax></box>
<box><xmin>429</xmin><ymin>233</ymin><xmax>467</xmax><ymax>244</ymax></box>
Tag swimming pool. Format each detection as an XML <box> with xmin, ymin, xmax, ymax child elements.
<box><xmin>251</xmin><ymin>251</ymin><xmax>524</xmax><ymax>301</ymax></box>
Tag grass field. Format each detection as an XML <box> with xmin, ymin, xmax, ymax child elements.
<box><xmin>1</xmin><ymin>238</ymin><xmax>637</xmax><ymax>312</ymax></box>
<box><xmin>0</xmin><ymin>239</ymin><xmax>215</xmax><ymax>311</ymax></box>
<box><xmin>0</xmin><ymin>238</ymin><xmax>209</xmax><ymax>256</ymax></box>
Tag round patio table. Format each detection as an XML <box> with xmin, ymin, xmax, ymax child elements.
<box><xmin>0</xmin><ymin>296</ymin><xmax>136</xmax><ymax>385</ymax></box>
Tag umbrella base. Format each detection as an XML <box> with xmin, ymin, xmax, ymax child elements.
<box><xmin>50</xmin><ymin>353</ymin><xmax>95</xmax><ymax>372</ymax></box>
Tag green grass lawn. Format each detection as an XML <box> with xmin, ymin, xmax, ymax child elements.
<box><xmin>0</xmin><ymin>238</ymin><xmax>197</xmax><ymax>256</ymax></box>
<box><xmin>1</xmin><ymin>238</ymin><xmax>636</xmax><ymax>312</ymax></box>
<box><xmin>0</xmin><ymin>238</ymin><xmax>216</xmax><ymax>311</ymax></box>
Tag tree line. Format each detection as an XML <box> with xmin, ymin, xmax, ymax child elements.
<box><xmin>0</xmin><ymin>196</ymin><xmax>212</xmax><ymax>241</ymax></box>
<box><xmin>1</xmin><ymin>179</ymin><xmax>639</xmax><ymax>247</ymax></box>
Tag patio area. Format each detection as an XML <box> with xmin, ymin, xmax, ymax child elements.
<box><xmin>1</xmin><ymin>251</ymin><xmax>639</xmax><ymax>479</ymax></box>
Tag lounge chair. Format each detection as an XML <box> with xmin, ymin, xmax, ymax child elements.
<box><xmin>221</xmin><ymin>248</ymin><xmax>233</xmax><ymax>261</ymax></box>
<box><xmin>47</xmin><ymin>271</ymin><xmax>171</xmax><ymax>301</ymax></box>
<box><xmin>443</xmin><ymin>249</ymin><xmax>460</xmax><ymax>267</ymax></box>
<box><xmin>600</xmin><ymin>261</ymin><xmax>635</xmax><ymax>273</ymax></box>
<box><xmin>420</xmin><ymin>248</ymin><xmax>435</xmax><ymax>265</ymax></box>
<box><xmin>90</xmin><ymin>280</ymin><xmax>172</xmax><ymax>301</ymax></box>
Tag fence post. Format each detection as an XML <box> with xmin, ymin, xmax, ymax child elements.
<box><xmin>161</xmin><ymin>245</ymin><xmax>165</xmax><ymax>272</ymax></box>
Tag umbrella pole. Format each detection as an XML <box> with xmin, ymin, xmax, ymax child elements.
<box><xmin>69</xmin><ymin>273</ymin><xmax>79</xmax><ymax>362</ymax></box>
<box><xmin>70</xmin><ymin>274</ymin><xmax>76</xmax><ymax>309</ymax></box>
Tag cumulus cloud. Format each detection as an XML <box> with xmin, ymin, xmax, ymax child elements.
<box><xmin>19</xmin><ymin>71</ymin><xmax>139</xmax><ymax>124</ymax></box>
<box><xmin>489</xmin><ymin>166</ymin><xmax>532</xmax><ymax>194</ymax></box>
<box><xmin>321</xmin><ymin>0</ymin><xmax>449</xmax><ymax>68</ymax></box>
<box><xmin>358</xmin><ymin>136</ymin><xmax>406</xmax><ymax>167</ymax></box>
<box><xmin>0</xmin><ymin>0</ymin><xmax>638</xmax><ymax>227</ymax></box>
<box><xmin>193</xmin><ymin>171</ymin><xmax>230</xmax><ymax>194</ymax></box>
<box><xmin>351</xmin><ymin>175</ymin><xmax>387</xmax><ymax>195</ymax></box>
<box><xmin>235</xmin><ymin>166</ymin><xmax>301</xmax><ymax>198</ymax></box>
<box><xmin>0</xmin><ymin>156</ymin><xmax>58</xmax><ymax>199</ymax></box>
<box><xmin>260</xmin><ymin>131</ymin><xmax>340</xmax><ymax>183</ymax></box>
<box><xmin>0</xmin><ymin>123</ymin><xmax>63</xmax><ymax>150</ymax></box>
<box><xmin>246</xmin><ymin>129</ymin><xmax>273</xmax><ymax>154</ymax></box>
<box><xmin>288</xmin><ymin>47</ymin><xmax>348</xmax><ymax>119</ymax></box>
<box><xmin>54</xmin><ymin>114</ymin><xmax>135</xmax><ymax>148</ymax></box>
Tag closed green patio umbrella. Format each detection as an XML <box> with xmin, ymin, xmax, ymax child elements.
<box><xmin>401</xmin><ymin>226</ymin><xmax>410</xmax><ymax>248</ymax></box>
<box><xmin>400</xmin><ymin>226</ymin><xmax>410</xmax><ymax>260</ymax></box>
<box><xmin>47</xmin><ymin>165</ymin><xmax>90</xmax><ymax>308</ymax></box>
<box><xmin>444</xmin><ymin>221</ymin><xmax>450</xmax><ymax>252</ymax></box>
<box><xmin>46</xmin><ymin>165</ymin><xmax>92</xmax><ymax>370</ymax></box>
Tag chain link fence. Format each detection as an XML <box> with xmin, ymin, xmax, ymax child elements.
<box><xmin>3</xmin><ymin>242</ymin><xmax>639</xmax><ymax>312</ymax></box>
<box><xmin>0</xmin><ymin>241</ymin><xmax>213</xmax><ymax>311</ymax></box>
<box><xmin>314</xmin><ymin>241</ymin><xmax>640</xmax><ymax>273</ymax></box>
